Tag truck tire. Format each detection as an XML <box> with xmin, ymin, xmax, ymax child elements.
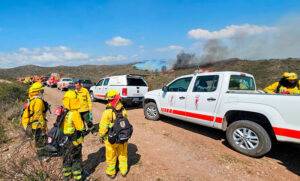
<box><xmin>144</xmin><ymin>102</ymin><xmax>160</xmax><ymax>120</ymax></box>
<box><xmin>90</xmin><ymin>92</ymin><xmax>96</xmax><ymax>102</ymax></box>
<box><xmin>226</xmin><ymin>120</ymin><xmax>272</xmax><ymax>157</ymax></box>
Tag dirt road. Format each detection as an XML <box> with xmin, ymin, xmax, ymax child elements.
<box><xmin>44</xmin><ymin>87</ymin><xmax>300</xmax><ymax>181</ymax></box>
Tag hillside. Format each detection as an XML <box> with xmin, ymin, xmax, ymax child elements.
<box><xmin>0</xmin><ymin>58</ymin><xmax>299</xmax><ymax>89</ymax></box>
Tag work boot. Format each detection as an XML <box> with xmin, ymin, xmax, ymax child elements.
<box><xmin>121</xmin><ymin>172</ymin><xmax>128</xmax><ymax>178</ymax></box>
<box><xmin>106</xmin><ymin>174</ymin><xmax>116</xmax><ymax>179</ymax></box>
<box><xmin>90</xmin><ymin>127</ymin><xmax>97</xmax><ymax>135</ymax></box>
<box><xmin>82</xmin><ymin>169</ymin><xmax>90</xmax><ymax>180</ymax></box>
<box><xmin>82</xmin><ymin>130</ymin><xmax>90</xmax><ymax>137</ymax></box>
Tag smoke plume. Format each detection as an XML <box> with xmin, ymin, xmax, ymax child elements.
<box><xmin>171</xmin><ymin>14</ymin><xmax>300</xmax><ymax>69</ymax></box>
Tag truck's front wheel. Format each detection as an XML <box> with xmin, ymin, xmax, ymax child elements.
<box><xmin>144</xmin><ymin>102</ymin><xmax>160</xmax><ymax>120</ymax></box>
<box><xmin>90</xmin><ymin>92</ymin><xmax>96</xmax><ymax>102</ymax></box>
<box><xmin>226</xmin><ymin>120</ymin><xmax>272</xmax><ymax>157</ymax></box>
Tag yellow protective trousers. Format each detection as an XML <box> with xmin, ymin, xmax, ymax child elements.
<box><xmin>104</xmin><ymin>140</ymin><xmax>128</xmax><ymax>176</ymax></box>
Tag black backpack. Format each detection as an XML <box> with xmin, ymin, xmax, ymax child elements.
<box><xmin>107</xmin><ymin>107</ymin><xmax>133</xmax><ymax>144</ymax></box>
<box><xmin>45</xmin><ymin>107</ymin><xmax>69</xmax><ymax>156</ymax></box>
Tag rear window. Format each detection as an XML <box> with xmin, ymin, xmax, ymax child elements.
<box><xmin>127</xmin><ymin>78</ymin><xmax>147</xmax><ymax>86</ymax></box>
<box><xmin>63</xmin><ymin>78</ymin><xmax>72</xmax><ymax>81</ymax></box>
<box><xmin>229</xmin><ymin>75</ymin><xmax>255</xmax><ymax>90</ymax></box>
<box><xmin>81</xmin><ymin>79</ymin><xmax>92</xmax><ymax>84</ymax></box>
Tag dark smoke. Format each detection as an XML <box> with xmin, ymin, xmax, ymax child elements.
<box><xmin>172</xmin><ymin>40</ymin><xmax>230</xmax><ymax>69</ymax></box>
<box><xmin>172</xmin><ymin>51</ymin><xmax>196</xmax><ymax>69</ymax></box>
<box><xmin>200</xmin><ymin>39</ymin><xmax>230</xmax><ymax>64</ymax></box>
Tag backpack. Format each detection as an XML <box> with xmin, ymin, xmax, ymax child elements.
<box><xmin>45</xmin><ymin>107</ymin><xmax>69</xmax><ymax>156</ymax></box>
<box><xmin>107</xmin><ymin>107</ymin><xmax>133</xmax><ymax>144</ymax></box>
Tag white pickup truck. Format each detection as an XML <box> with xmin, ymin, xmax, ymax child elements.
<box><xmin>90</xmin><ymin>74</ymin><xmax>148</xmax><ymax>105</ymax></box>
<box><xmin>143</xmin><ymin>70</ymin><xmax>300</xmax><ymax>157</ymax></box>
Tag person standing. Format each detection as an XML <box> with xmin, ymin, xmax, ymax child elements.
<box><xmin>99</xmin><ymin>90</ymin><xmax>129</xmax><ymax>178</ymax></box>
<box><xmin>74</xmin><ymin>80</ymin><xmax>95</xmax><ymax>134</ymax></box>
<box><xmin>264</xmin><ymin>72</ymin><xmax>300</xmax><ymax>94</ymax></box>
<box><xmin>60</xmin><ymin>90</ymin><xmax>85</xmax><ymax>181</ymax></box>
<box><xmin>22</xmin><ymin>82</ymin><xmax>48</xmax><ymax>160</ymax></box>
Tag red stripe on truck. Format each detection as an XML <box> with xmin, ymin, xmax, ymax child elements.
<box><xmin>273</xmin><ymin>127</ymin><xmax>300</xmax><ymax>139</ymax></box>
<box><xmin>161</xmin><ymin>107</ymin><xmax>223</xmax><ymax>123</ymax></box>
<box><xmin>96</xmin><ymin>94</ymin><xmax>105</xmax><ymax>98</ymax></box>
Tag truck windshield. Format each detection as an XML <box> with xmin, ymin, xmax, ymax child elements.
<box><xmin>63</xmin><ymin>79</ymin><xmax>72</xmax><ymax>81</ymax></box>
<box><xmin>229</xmin><ymin>75</ymin><xmax>255</xmax><ymax>90</ymax></box>
<box><xmin>127</xmin><ymin>78</ymin><xmax>147</xmax><ymax>86</ymax></box>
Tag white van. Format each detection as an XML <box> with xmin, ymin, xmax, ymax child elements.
<box><xmin>89</xmin><ymin>74</ymin><xmax>148</xmax><ymax>105</ymax></box>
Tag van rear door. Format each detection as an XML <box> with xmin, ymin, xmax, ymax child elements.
<box><xmin>126</xmin><ymin>76</ymin><xmax>148</xmax><ymax>98</ymax></box>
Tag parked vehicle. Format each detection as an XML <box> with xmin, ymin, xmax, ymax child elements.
<box><xmin>57</xmin><ymin>78</ymin><xmax>73</xmax><ymax>91</ymax></box>
<box><xmin>143</xmin><ymin>70</ymin><xmax>300</xmax><ymax>157</ymax></box>
<box><xmin>47</xmin><ymin>73</ymin><xmax>61</xmax><ymax>88</ymax></box>
<box><xmin>90</xmin><ymin>74</ymin><xmax>148</xmax><ymax>105</ymax></box>
<box><xmin>68</xmin><ymin>79</ymin><xmax>93</xmax><ymax>90</ymax></box>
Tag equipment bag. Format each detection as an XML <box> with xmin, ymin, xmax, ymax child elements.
<box><xmin>45</xmin><ymin>107</ymin><xmax>69</xmax><ymax>156</ymax></box>
<box><xmin>107</xmin><ymin>107</ymin><xmax>133</xmax><ymax>144</ymax></box>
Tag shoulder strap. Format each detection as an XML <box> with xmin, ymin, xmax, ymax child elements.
<box><xmin>276</xmin><ymin>82</ymin><xmax>281</xmax><ymax>93</ymax></box>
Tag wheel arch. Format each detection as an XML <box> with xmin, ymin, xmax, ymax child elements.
<box><xmin>222</xmin><ymin>110</ymin><xmax>276</xmax><ymax>139</ymax></box>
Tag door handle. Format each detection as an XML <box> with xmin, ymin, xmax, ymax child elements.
<box><xmin>179</xmin><ymin>96</ymin><xmax>185</xmax><ymax>100</ymax></box>
<box><xmin>207</xmin><ymin>97</ymin><xmax>216</xmax><ymax>101</ymax></box>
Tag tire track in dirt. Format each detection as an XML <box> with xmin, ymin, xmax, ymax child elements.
<box><xmin>44</xmin><ymin>87</ymin><xmax>300</xmax><ymax>181</ymax></box>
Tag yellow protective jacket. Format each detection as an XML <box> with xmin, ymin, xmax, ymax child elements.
<box><xmin>22</xmin><ymin>97</ymin><xmax>47</xmax><ymax>130</ymax></box>
<box><xmin>60</xmin><ymin>110</ymin><xmax>84</xmax><ymax>146</ymax></box>
<box><xmin>75</xmin><ymin>87</ymin><xmax>92</xmax><ymax>113</ymax></box>
<box><xmin>264</xmin><ymin>81</ymin><xmax>300</xmax><ymax>94</ymax></box>
<box><xmin>99</xmin><ymin>102</ymin><xmax>128</xmax><ymax>140</ymax></box>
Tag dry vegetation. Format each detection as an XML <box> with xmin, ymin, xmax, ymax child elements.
<box><xmin>1</xmin><ymin>58</ymin><xmax>300</xmax><ymax>90</ymax></box>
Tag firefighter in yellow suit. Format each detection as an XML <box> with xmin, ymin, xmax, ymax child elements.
<box><xmin>60</xmin><ymin>90</ymin><xmax>85</xmax><ymax>181</ymax></box>
<box><xmin>99</xmin><ymin>90</ymin><xmax>128</xmax><ymax>178</ymax></box>
<box><xmin>22</xmin><ymin>82</ymin><xmax>48</xmax><ymax>160</ymax></box>
<box><xmin>74</xmin><ymin>80</ymin><xmax>95</xmax><ymax>134</ymax></box>
<box><xmin>264</xmin><ymin>72</ymin><xmax>300</xmax><ymax>94</ymax></box>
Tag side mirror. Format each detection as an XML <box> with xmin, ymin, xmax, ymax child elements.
<box><xmin>162</xmin><ymin>86</ymin><xmax>168</xmax><ymax>92</ymax></box>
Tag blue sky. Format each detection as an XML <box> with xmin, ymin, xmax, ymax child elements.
<box><xmin>0</xmin><ymin>0</ymin><xmax>300</xmax><ymax>68</ymax></box>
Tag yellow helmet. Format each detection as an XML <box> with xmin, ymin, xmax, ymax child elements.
<box><xmin>287</xmin><ymin>72</ymin><xmax>298</xmax><ymax>80</ymax></box>
<box><xmin>29</xmin><ymin>82</ymin><xmax>44</xmax><ymax>93</ymax></box>
<box><xmin>63</xmin><ymin>90</ymin><xmax>80</xmax><ymax>110</ymax></box>
<box><xmin>282</xmin><ymin>72</ymin><xmax>290</xmax><ymax>78</ymax></box>
<box><xmin>105</xmin><ymin>90</ymin><xmax>119</xmax><ymax>100</ymax></box>
<box><xmin>64</xmin><ymin>90</ymin><xmax>77</xmax><ymax>99</ymax></box>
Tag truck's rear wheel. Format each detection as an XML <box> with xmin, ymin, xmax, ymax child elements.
<box><xmin>226</xmin><ymin>120</ymin><xmax>272</xmax><ymax>157</ymax></box>
<box><xmin>90</xmin><ymin>92</ymin><xmax>96</xmax><ymax>102</ymax></box>
<box><xmin>144</xmin><ymin>102</ymin><xmax>160</xmax><ymax>120</ymax></box>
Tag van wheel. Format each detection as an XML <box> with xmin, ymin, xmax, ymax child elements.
<box><xmin>144</xmin><ymin>102</ymin><xmax>160</xmax><ymax>120</ymax></box>
<box><xmin>226</xmin><ymin>120</ymin><xmax>272</xmax><ymax>157</ymax></box>
<box><xmin>90</xmin><ymin>92</ymin><xmax>96</xmax><ymax>102</ymax></box>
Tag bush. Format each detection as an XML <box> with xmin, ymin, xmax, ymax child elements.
<box><xmin>0</xmin><ymin>82</ymin><xmax>27</xmax><ymax>145</ymax></box>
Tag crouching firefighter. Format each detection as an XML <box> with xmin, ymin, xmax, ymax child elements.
<box><xmin>99</xmin><ymin>90</ymin><xmax>133</xmax><ymax>179</ymax></box>
<box><xmin>22</xmin><ymin>82</ymin><xmax>49</xmax><ymax>160</ymax></box>
<box><xmin>74</xmin><ymin>80</ymin><xmax>95</xmax><ymax>135</ymax></box>
<box><xmin>60</xmin><ymin>90</ymin><xmax>85</xmax><ymax>181</ymax></box>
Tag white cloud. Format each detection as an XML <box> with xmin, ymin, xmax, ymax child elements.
<box><xmin>105</xmin><ymin>36</ymin><xmax>133</xmax><ymax>47</ymax></box>
<box><xmin>188</xmin><ymin>24</ymin><xmax>277</xmax><ymax>39</ymax></box>
<box><xmin>0</xmin><ymin>46</ymin><xmax>139</xmax><ymax>68</ymax></box>
<box><xmin>156</xmin><ymin>45</ymin><xmax>184</xmax><ymax>52</ymax></box>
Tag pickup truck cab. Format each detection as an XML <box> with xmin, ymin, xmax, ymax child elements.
<box><xmin>57</xmin><ymin>78</ymin><xmax>73</xmax><ymax>91</ymax></box>
<box><xmin>90</xmin><ymin>74</ymin><xmax>148</xmax><ymax>105</ymax></box>
<box><xmin>143</xmin><ymin>70</ymin><xmax>300</xmax><ymax>157</ymax></box>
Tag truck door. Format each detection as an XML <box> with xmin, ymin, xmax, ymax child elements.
<box><xmin>185</xmin><ymin>75</ymin><xmax>220</xmax><ymax>127</ymax></box>
<box><xmin>160</xmin><ymin>77</ymin><xmax>192</xmax><ymax>120</ymax></box>
<box><xmin>94</xmin><ymin>79</ymin><xmax>104</xmax><ymax>99</ymax></box>
<box><xmin>102</xmin><ymin>78</ymin><xmax>110</xmax><ymax>98</ymax></box>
